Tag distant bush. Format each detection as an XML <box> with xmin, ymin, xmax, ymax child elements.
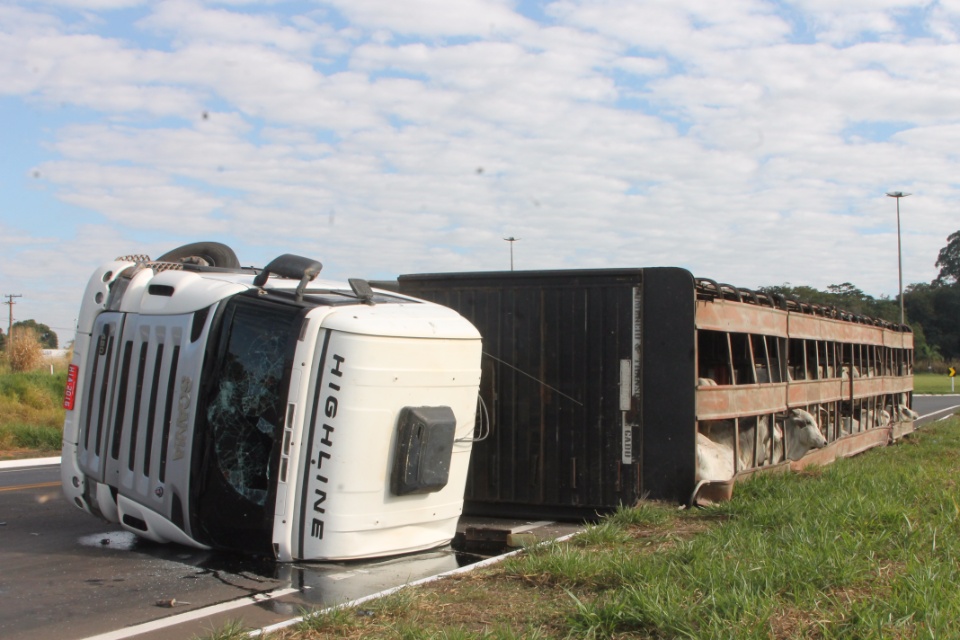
<box><xmin>7</xmin><ymin>327</ymin><xmax>43</xmax><ymax>372</ymax></box>
<box><xmin>917</xmin><ymin>359</ymin><xmax>959</xmax><ymax>376</ymax></box>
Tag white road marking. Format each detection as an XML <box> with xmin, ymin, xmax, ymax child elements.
<box><xmin>0</xmin><ymin>456</ymin><xmax>61</xmax><ymax>470</ymax></box>
<box><xmin>919</xmin><ymin>405</ymin><xmax>960</xmax><ymax>421</ymax></box>
<box><xmin>77</xmin><ymin>588</ymin><xmax>299</xmax><ymax>640</ymax></box>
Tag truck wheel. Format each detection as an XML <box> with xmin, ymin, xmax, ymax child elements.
<box><xmin>156</xmin><ymin>242</ymin><xmax>240</xmax><ymax>268</ymax></box>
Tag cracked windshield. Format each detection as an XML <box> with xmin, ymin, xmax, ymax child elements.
<box><xmin>206</xmin><ymin>298</ymin><xmax>299</xmax><ymax>506</ymax></box>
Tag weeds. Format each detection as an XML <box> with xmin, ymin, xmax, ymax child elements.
<box><xmin>0</xmin><ymin>370</ymin><xmax>66</xmax><ymax>454</ymax></box>
<box><xmin>0</xmin><ymin>424</ymin><xmax>62</xmax><ymax>450</ymax></box>
<box><xmin>193</xmin><ymin>618</ymin><xmax>249</xmax><ymax>640</ymax></box>
<box><xmin>0</xmin><ymin>369</ymin><xmax>66</xmax><ymax>455</ymax></box>
<box><xmin>295</xmin><ymin>605</ymin><xmax>358</xmax><ymax>634</ymax></box>
<box><xmin>6</xmin><ymin>326</ymin><xmax>43</xmax><ymax>372</ymax></box>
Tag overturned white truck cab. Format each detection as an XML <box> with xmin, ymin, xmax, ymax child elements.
<box><xmin>61</xmin><ymin>243</ymin><xmax>482</xmax><ymax>561</ymax></box>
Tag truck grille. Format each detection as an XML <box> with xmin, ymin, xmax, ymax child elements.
<box><xmin>77</xmin><ymin>309</ymin><xmax>210</xmax><ymax>526</ymax></box>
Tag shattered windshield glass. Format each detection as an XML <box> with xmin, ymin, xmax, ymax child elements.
<box><xmin>193</xmin><ymin>294</ymin><xmax>302</xmax><ymax>552</ymax></box>
<box><xmin>207</xmin><ymin>299</ymin><xmax>297</xmax><ymax>504</ymax></box>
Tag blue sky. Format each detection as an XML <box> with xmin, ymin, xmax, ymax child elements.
<box><xmin>2</xmin><ymin>0</ymin><xmax>960</xmax><ymax>341</ymax></box>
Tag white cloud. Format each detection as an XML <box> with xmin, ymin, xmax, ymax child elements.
<box><xmin>316</xmin><ymin>0</ymin><xmax>532</xmax><ymax>38</ymax></box>
<box><xmin>31</xmin><ymin>0</ymin><xmax>145</xmax><ymax>9</ymax></box>
<box><xmin>549</xmin><ymin>0</ymin><xmax>791</xmax><ymax>57</ymax></box>
<box><xmin>2</xmin><ymin>0</ymin><xmax>960</xmax><ymax>335</ymax></box>
<box><xmin>137</xmin><ymin>0</ymin><xmax>326</xmax><ymax>54</ymax></box>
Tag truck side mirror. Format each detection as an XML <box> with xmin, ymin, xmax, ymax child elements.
<box><xmin>253</xmin><ymin>254</ymin><xmax>323</xmax><ymax>301</ymax></box>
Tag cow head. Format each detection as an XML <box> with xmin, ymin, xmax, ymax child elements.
<box><xmin>785</xmin><ymin>408</ymin><xmax>827</xmax><ymax>461</ymax></box>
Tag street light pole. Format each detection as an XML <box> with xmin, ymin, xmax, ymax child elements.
<box><xmin>503</xmin><ymin>237</ymin><xmax>520</xmax><ymax>271</ymax></box>
<box><xmin>886</xmin><ymin>191</ymin><xmax>910</xmax><ymax>326</ymax></box>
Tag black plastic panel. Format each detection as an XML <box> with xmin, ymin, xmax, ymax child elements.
<box><xmin>391</xmin><ymin>406</ymin><xmax>457</xmax><ymax>496</ymax></box>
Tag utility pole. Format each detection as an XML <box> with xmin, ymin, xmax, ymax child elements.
<box><xmin>3</xmin><ymin>294</ymin><xmax>22</xmax><ymax>349</ymax></box>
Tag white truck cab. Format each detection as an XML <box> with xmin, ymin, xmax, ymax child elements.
<box><xmin>61</xmin><ymin>243</ymin><xmax>482</xmax><ymax>561</ymax></box>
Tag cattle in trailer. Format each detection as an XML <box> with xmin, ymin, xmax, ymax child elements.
<box><xmin>841</xmin><ymin>366</ymin><xmax>861</xmax><ymax>380</ymax></box>
<box><xmin>779</xmin><ymin>408</ymin><xmax>827</xmax><ymax>461</ymax></box>
<box><xmin>839</xmin><ymin>416</ymin><xmax>860</xmax><ymax>437</ymax></box>
<box><xmin>888</xmin><ymin>404</ymin><xmax>919</xmax><ymax>422</ymax></box>
<box><xmin>695</xmin><ymin>432</ymin><xmax>736</xmax><ymax>482</ymax></box>
<box><xmin>888</xmin><ymin>393</ymin><xmax>919</xmax><ymax>422</ymax></box>
<box><xmin>858</xmin><ymin>407</ymin><xmax>892</xmax><ymax>429</ymax></box>
<box><xmin>696</xmin><ymin>415</ymin><xmax>781</xmax><ymax>482</ymax></box>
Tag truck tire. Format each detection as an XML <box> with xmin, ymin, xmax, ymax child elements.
<box><xmin>156</xmin><ymin>242</ymin><xmax>241</xmax><ymax>268</ymax></box>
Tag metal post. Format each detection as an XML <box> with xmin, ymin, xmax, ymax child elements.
<box><xmin>503</xmin><ymin>237</ymin><xmax>520</xmax><ymax>271</ymax></box>
<box><xmin>886</xmin><ymin>192</ymin><xmax>910</xmax><ymax>326</ymax></box>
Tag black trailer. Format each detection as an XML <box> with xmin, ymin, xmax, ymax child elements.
<box><xmin>398</xmin><ymin>268</ymin><xmax>697</xmax><ymax>516</ymax></box>
<box><xmin>397</xmin><ymin>267</ymin><xmax>914</xmax><ymax>519</ymax></box>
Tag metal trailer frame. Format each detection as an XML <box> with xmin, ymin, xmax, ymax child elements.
<box><xmin>397</xmin><ymin>267</ymin><xmax>914</xmax><ymax>518</ymax></box>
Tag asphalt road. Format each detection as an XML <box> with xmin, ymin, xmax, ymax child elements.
<box><xmin>0</xmin><ymin>461</ymin><xmax>486</xmax><ymax>640</ymax></box>
<box><xmin>913</xmin><ymin>394</ymin><xmax>960</xmax><ymax>424</ymax></box>
<box><xmin>1</xmin><ymin>396</ymin><xmax>956</xmax><ymax>639</ymax></box>
<box><xmin>0</xmin><ymin>461</ymin><xmax>575</xmax><ymax>640</ymax></box>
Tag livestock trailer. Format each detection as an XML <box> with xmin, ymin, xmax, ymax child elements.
<box><xmin>397</xmin><ymin>268</ymin><xmax>915</xmax><ymax>516</ymax></box>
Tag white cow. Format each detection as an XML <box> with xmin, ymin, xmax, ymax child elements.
<box><xmin>858</xmin><ymin>407</ymin><xmax>891</xmax><ymax>429</ymax></box>
<box><xmin>780</xmin><ymin>408</ymin><xmax>827</xmax><ymax>461</ymax></box>
<box><xmin>888</xmin><ymin>404</ymin><xmax>919</xmax><ymax>422</ymax></box>
<box><xmin>695</xmin><ymin>432</ymin><xmax>735</xmax><ymax>482</ymax></box>
<box><xmin>839</xmin><ymin>416</ymin><xmax>860</xmax><ymax>437</ymax></box>
<box><xmin>695</xmin><ymin>409</ymin><xmax>826</xmax><ymax>486</ymax></box>
<box><xmin>841</xmin><ymin>366</ymin><xmax>861</xmax><ymax>380</ymax></box>
<box><xmin>878</xmin><ymin>408</ymin><xmax>892</xmax><ymax>427</ymax></box>
<box><xmin>888</xmin><ymin>394</ymin><xmax>920</xmax><ymax>422</ymax></box>
<box><xmin>696</xmin><ymin>415</ymin><xmax>780</xmax><ymax>482</ymax></box>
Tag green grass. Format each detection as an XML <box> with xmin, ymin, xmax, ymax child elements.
<box><xmin>0</xmin><ymin>370</ymin><xmax>66</xmax><ymax>455</ymax></box>
<box><xmin>556</xmin><ymin>422</ymin><xmax>960</xmax><ymax>639</ymax></box>
<box><xmin>1</xmin><ymin>424</ymin><xmax>62</xmax><ymax>450</ymax></box>
<box><xmin>913</xmin><ymin>371</ymin><xmax>959</xmax><ymax>394</ymax></box>
<box><xmin>249</xmin><ymin>418</ymin><xmax>960</xmax><ymax>639</ymax></box>
<box><xmin>192</xmin><ymin>619</ymin><xmax>249</xmax><ymax>640</ymax></box>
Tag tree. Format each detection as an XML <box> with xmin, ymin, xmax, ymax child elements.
<box><xmin>935</xmin><ymin>230</ymin><xmax>960</xmax><ymax>285</ymax></box>
<box><xmin>752</xmin><ymin>280</ymin><xmax>960</xmax><ymax>361</ymax></box>
<box><xmin>757</xmin><ymin>282</ymin><xmax>897</xmax><ymax>322</ymax></box>
<box><xmin>909</xmin><ymin>322</ymin><xmax>942</xmax><ymax>364</ymax></box>
<box><xmin>12</xmin><ymin>319</ymin><xmax>58</xmax><ymax>349</ymax></box>
<box><xmin>904</xmin><ymin>281</ymin><xmax>960</xmax><ymax>360</ymax></box>
<box><xmin>825</xmin><ymin>282</ymin><xmax>865</xmax><ymax>298</ymax></box>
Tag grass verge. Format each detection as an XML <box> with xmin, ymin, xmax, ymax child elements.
<box><xmin>0</xmin><ymin>370</ymin><xmax>66</xmax><ymax>458</ymax></box>
<box><xmin>913</xmin><ymin>371</ymin><xmax>958</xmax><ymax>394</ymax></box>
<box><xmin>240</xmin><ymin>417</ymin><xmax>960</xmax><ymax>640</ymax></box>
